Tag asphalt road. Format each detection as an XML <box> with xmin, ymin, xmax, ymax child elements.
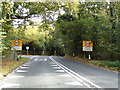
<box><xmin>0</xmin><ymin>56</ymin><xmax>118</xmax><ymax>89</ymax></box>
<box><xmin>52</xmin><ymin>56</ymin><xmax>118</xmax><ymax>88</ymax></box>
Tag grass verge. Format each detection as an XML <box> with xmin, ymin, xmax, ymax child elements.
<box><xmin>0</xmin><ymin>57</ymin><xmax>30</xmax><ymax>80</ymax></box>
<box><xmin>64</xmin><ymin>56</ymin><xmax>120</xmax><ymax>72</ymax></box>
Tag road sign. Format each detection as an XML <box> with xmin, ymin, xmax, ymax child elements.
<box><xmin>26</xmin><ymin>46</ymin><xmax>29</xmax><ymax>50</ymax></box>
<box><xmin>83</xmin><ymin>41</ymin><xmax>93</xmax><ymax>51</ymax></box>
<box><xmin>11</xmin><ymin>40</ymin><xmax>22</xmax><ymax>50</ymax></box>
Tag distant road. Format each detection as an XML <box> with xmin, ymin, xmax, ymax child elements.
<box><xmin>0</xmin><ymin>56</ymin><xmax>118</xmax><ymax>89</ymax></box>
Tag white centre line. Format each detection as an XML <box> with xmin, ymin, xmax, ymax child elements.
<box><xmin>49</xmin><ymin>56</ymin><xmax>102</xmax><ymax>88</ymax></box>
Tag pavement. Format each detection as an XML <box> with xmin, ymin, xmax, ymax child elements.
<box><xmin>0</xmin><ymin>56</ymin><xmax>118</xmax><ymax>90</ymax></box>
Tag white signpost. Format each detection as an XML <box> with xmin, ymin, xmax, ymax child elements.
<box><xmin>26</xmin><ymin>46</ymin><xmax>29</xmax><ymax>50</ymax></box>
<box><xmin>26</xmin><ymin>46</ymin><xmax>29</xmax><ymax>55</ymax></box>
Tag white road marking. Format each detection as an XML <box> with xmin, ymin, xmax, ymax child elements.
<box><xmin>55</xmin><ymin>70</ymin><xmax>65</xmax><ymax>72</ymax></box>
<box><xmin>34</xmin><ymin>58</ymin><xmax>48</xmax><ymax>61</ymax></box>
<box><xmin>52</xmin><ymin>67</ymin><xmax>61</xmax><ymax>69</ymax></box>
<box><xmin>23</xmin><ymin>64</ymin><xmax>30</xmax><ymax>67</ymax></box>
<box><xmin>25</xmin><ymin>61</ymin><xmax>32</xmax><ymax>65</ymax></box>
<box><xmin>0</xmin><ymin>83</ymin><xmax>20</xmax><ymax>88</ymax></box>
<box><xmin>49</xmin><ymin>56</ymin><xmax>101</xmax><ymax>88</ymax></box>
<box><xmin>30</xmin><ymin>56</ymin><xmax>34</xmax><ymax>59</ymax></box>
<box><xmin>50</xmin><ymin>65</ymin><xmax>58</xmax><ymax>66</ymax></box>
<box><xmin>44</xmin><ymin>58</ymin><xmax>47</xmax><ymax>61</ymax></box>
<box><xmin>16</xmin><ymin>70</ymin><xmax>28</xmax><ymax>73</ymax></box>
<box><xmin>10</xmin><ymin>75</ymin><xmax>24</xmax><ymax>78</ymax></box>
<box><xmin>34</xmin><ymin>58</ymin><xmax>38</xmax><ymax>61</ymax></box>
<box><xmin>58</xmin><ymin>74</ymin><xmax>72</xmax><ymax>77</ymax></box>
<box><xmin>20</xmin><ymin>67</ymin><xmax>30</xmax><ymax>69</ymax></box>
<box><xmin>65</xmin><ymin>81</ymin><xmax>83</xmax><ymax>86</ymax></box>
<box><xmin>30</xmin><ymin>56</ymin><xmax>40</xmax><ymax>60</ymax></box>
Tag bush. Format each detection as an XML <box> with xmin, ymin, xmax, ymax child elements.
<box><xmin>110</xmin><ymin>52</ymin><xmax>120</xmax><ymax>61</ymax></box>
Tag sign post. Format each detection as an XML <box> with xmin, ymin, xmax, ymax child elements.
<box><xmin>83</xmin><ymin>41</ymin><xmax>93</xmax><ymax>59</ymax></box>
<box><xmin>26</xmin><ymin>46</ymin><xmax>29</xmax><ymax>55</ymax></box>
<box><xmin>11</xmin><ymin>40</ymin><xmax>22</xmax><ymax>60</ymax></box>
<box><xmin>11</xmin><ymin>40</ymin><xmax>22</xmax><ymax>51</ymax></box>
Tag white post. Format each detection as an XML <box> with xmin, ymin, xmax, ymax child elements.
<box><xmin>73</xmin><ymin>52</ymin><xmax>75</xmax><ymax>57</ymax></box>
<box><xmin>27</xmin><ymin>49</ymin><xmax>28</xmax><ymax>53</ymax></box>
<box><xmin>89</xmin><ymin>54</ymin><xmax>91</xmax><ymax>60</ymax></box>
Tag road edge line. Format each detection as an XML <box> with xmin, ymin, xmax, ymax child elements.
<box><xmin>0</xmin><ymin>56</ymin><xmax>34</xmax><ymax>89</ymax></box>
<box><xmin>49</xmin><ymin>56</ymin><xmax>102</xmax><ymax>89</ymax></box>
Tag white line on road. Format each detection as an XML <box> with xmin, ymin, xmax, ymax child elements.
<box><xmin>58</xmin><ymin>74</ymin><xmax>72</xmax><ymax>77</ymax></box>
<box><xmin>44</xmin><ymin>58</ymin><xmax>47</xmax><ymax>61</ymax></box>
<box><xmin>50</xmin><ymin>65</ymin><xmax>58</xmax><ymax>66</ymax></box>
<box><xmin>49</xmin><ymin>56</ymin><xmax>102</xmax><ymax>89</ymax></box>
<box><xmin>52</xmin><ymin>67</ymin><xmax>61</xmax><ymax>69</ymax></box>
<box><xmin>0</xmin><ymin>83</ymin><xmax>20</xmax><ymax>88</ymax></box>
<box><xmin>20</xmin><ymin>67</ymin><xmax>30</xmax><ymax>69</ymax></box>
<box><xmin>16</xmin><ymin>70</ymin><xmax>28</xmax><ymax>73</ymax></box>
<box><xmin>0</xmin><ymin>62</ymin><xmax>25</xmax><ymax>89</ymax></box>
<box><xmin>55</xmin><ymin>70</ymin><xmax>65</xmax><ymax>72</ymax></box>
<box><xmin>34</xmin><ymin>58</ymin><xmax>38</xmax><ymax>61</ymax></box>
<box><xmin>30</xmin><ymin>56</ymin><xmax>39</xmax><ymax>60</ymax></box>
<box><xmin>65</xmin><ymin>81</ymin><xmax>83</xmax><ymax>86</ymax></box>
<box><xmin>34</xmin><ymin>58</ymin><xmax>48</xmax><ymax>62</ymax></box>
<box><xmin>23</xmin><ymin>64</ymin><xmax>31</xmax><ymax>67</ymax></box>
<box><xmin>10</xmin><ymin>75</ymin><xmax>24</xmax><ymax>78</ymax></box>
<box><xmin>0</xmin><ymin>57</ymin><xmax>32</xmax><ymax>89</ymax></box>
<box><xmin>30</xmin><ymin>56</ymin><xmax>34</xmax><ymax>59</ymax></box>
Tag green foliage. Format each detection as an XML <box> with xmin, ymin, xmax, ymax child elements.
<box><xmin>54</xmin><ymin>2</ymin><xmax>120</xmax><ymax>60</ymax></box>
<box><xmin>91</xmin><ymin>61</ymin><xmax>120</xmax><ymax>67</ymax></box>
<box><xmin>1</xmin><ymin>2</ymin><xmax>119</xmax><ymax>61</ymax></box>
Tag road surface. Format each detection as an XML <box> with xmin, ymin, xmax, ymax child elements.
<box><xmin>0</xmin><ymin>56</ymin><xmax>118</xmax><ymax>90</ymax></box>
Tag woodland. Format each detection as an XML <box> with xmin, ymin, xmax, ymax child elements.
<box><xmin>0</xmin><ymin>1</ymin><xmax>120</xmax><ymax>61</ymax></box>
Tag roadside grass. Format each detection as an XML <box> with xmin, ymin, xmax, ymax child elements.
<box><xmin>0</xmin><ymin>57</ymin><xmax>30</xmax><ymax>80</ymax></box>
<box><xmin>64</xmin><ymin>56</ymin><xmax>120</xmax><ymax>72</ymax></box>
